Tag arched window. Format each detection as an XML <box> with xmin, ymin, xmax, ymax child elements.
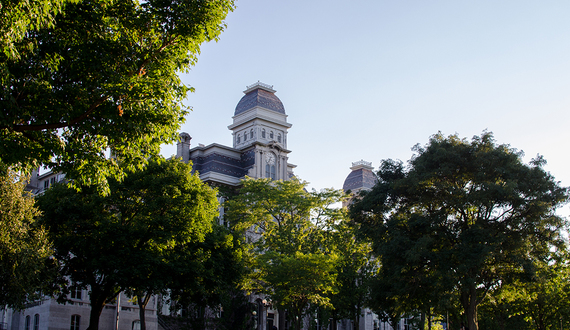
<box><xmin>250</xmin><ymin>129</ymin><xmax>254</xmax><ymax>139</ymax></box>
<box><xmin>269</xmin><ymin>131</ymin><xmax>274</xmax><ymax>139</ymax></box>
<box><xmin>265</xmin><ymin>164</ymin><xmax>276</xmax><ymax>180</ymax></box>
<box><xmin>278</xmin><ymin>134</ymin><xmax>282</xmax><ymax>143</ymax></box>
<box><xmin>25</xmin><ymin>315</ymin><xmax>30</xmax><ymax>330</ymax></box>
<box><xmin>244</xmin><ymin>131</ymin><xmax>247</xmax><ymax>141</ymax></box>
<box><xmin>70</xmin><ymin>315</ymin><xmax>80</xmax><ymax>330</ymax></box>
<box><xmin>237</xmin><ymin>135</ymin><xmax>241</xmax><ymax>144</ymax></box>
<box><xmin>261</xmin><ymin>129</ymin><xmax>266</xmax><ymax>138</ymax></box>
<box><xmin>34</xmin><ymin>314</ymin><xmax>39</xmax><ymax>330</ymax></box>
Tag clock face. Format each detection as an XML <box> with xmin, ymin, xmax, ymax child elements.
<box><xmin>266</xmin><ymin>153</ymin><xmax>276</xmax><ymax>165</ymax></box>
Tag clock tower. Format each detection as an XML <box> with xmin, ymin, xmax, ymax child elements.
<box><xmin>228</xmin><ymin>81</ymin><xmax>294</xmax><ymax>180</ymax></box>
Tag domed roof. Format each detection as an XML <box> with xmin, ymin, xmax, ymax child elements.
<box><xmin>343</xmin><ymin>161</ymin><xmax>378</xmax><ymax>192</ymax></box>
<box><xmin>235</xmin><ymin>82</ymin><xmax>285</xmax><ymax>116</ymax></box>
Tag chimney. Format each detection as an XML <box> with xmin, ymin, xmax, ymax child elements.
<box><xmin>177</xmin><ymin>132</ymin><xmax>191</xmax><ymax>163</ymax></box>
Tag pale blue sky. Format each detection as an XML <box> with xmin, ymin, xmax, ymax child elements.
<box><xmin>162</xmin><ymin>0</ymin><xmax>570</xmax><ymax>213</ymax></box>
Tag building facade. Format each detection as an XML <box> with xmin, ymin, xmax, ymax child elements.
<box><xmin>5</xmin><ymin>82</ymin><xmax>412</xmax><ymax>330</ymax></box>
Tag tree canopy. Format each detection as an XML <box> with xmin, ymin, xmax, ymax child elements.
<box><xmin>0</xmin><ymin>168</ymin><xmax>54</xmax><ymax>308</ymax></box>
<box><xmin>350</xmin><ymin>132</ymin><xmax>569</xmax><ymax>330</ymax></box>
<box><xmin>37</xmin><ymin>158</ymin><xmax>220</xmax><ymax>330</ymax></box>
<box><xmin>226</xmin><ymin>177</ymin><xmax>347</xmax><ymax>330</ymax></box>
<box><xmin>0</xmin><ymin>0</ymin><xmax>234</xmax><ymax>187</ymax></box>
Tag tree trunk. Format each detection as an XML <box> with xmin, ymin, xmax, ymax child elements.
<box><xmin>279</xmin><ymin>309</ymin><xmax>286</xmax><ymax>330</ymax></box>
<box><xmin>460</xmin><ymin>284</ymin><xmax>479</xmax><ymax>330</ymax></box>
<box><xmin>86</xmin><ymin>284</ymin><xmax>121</xmax><ymax>330</ymax></box>
<box><xmin>353</xmin><ymin>304</ymin><xmax>361</xmax><ymax>330</ymax></box>
<box><xmin>419</xmin><ymin>312</ymin><xmax>425</xmax><ymax>330</ymax></box>
<box><xmin>331</xmin><ymin>315</ymin><xmax>338</xmax><ymax>330</ymax></box>
<box><xmin>137</xmin><ymin>292</ymin><xmax>151</xmax><ymax>330</ymax></box>
<box><xmin>86</xmin><ymin>298</ymin><xmax>105</xmax><ymax>330</ymax></box>
<box><xmin>86</xmin><ymin>286</ymin><xmax>108</xmax><ymax>330</ymax></box>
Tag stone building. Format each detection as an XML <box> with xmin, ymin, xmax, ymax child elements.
<box><xmin>3</xmin><ymin>82</ymin><xmax>411</xmax><ymax>330</ymax></box>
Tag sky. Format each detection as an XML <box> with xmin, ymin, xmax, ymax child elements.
<box><xmin>160</xmin><ymin>0</ymin><xmax>570</xmax><ymax>213</ymax></box>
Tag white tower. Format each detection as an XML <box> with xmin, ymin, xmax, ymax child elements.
<box><xmin>228</xmin><ymin>82</ymin><xmax>294</xmax><ymax>180</ymax></box>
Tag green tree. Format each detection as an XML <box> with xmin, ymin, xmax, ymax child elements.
<box><xmin>0</xmin><ymin>0</ymin><xmax>77</xmax><ymax>59</ymax></box>
<box><xmin>164</xmin><ymin>224</ymin><xmax>246</xmax><ymax>330</ymax></box>
<box><xmin>37</xmin><ymin>158</ymin><xmax>219</xmax><ymax>330</ymax></box>
<box><xmin>1</xmin><ymin>0</ymin><xmax>234</xmax><ymax>187</ymax></box>
<box><xmin>350</xmin><ymin>132</ymin><xmax>568</xmax><ymax>330</ymax></box>
<box><xmin>0</xmin><ymin>168</ymin><xmax>54</xmax><ymax>308</ymax></box>
<box><xmin>327</xmin><ymin>220</ymin><xmax>378</xmax><ymax>330</ymax></box>
<box><xmin>509</xmin><ymin>255</ymin><xmax>570</xmax><ymax>330</ymax></box>
<box><xmin>226</xmin><ymin>177</ymin><xmax>346</xmax><ymax>330</ymax></box>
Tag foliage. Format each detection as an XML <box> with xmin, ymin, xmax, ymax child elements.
<box><xmin>0</xmin><ymin>168</ymin><xmax>54</xmax><ymax>308</ymax></box>
<box><xmin>37</xmin><ymin>158</ymin><xmax>219</xmax><ymax>330</ymax></box>
<box><xmin>327</xmin><ymin>219</ymin><xmax>378</xmax><ymax>329</ymax></box>
<box><xmin>350</xmin><ymin>132</ymin><xmax>569</xmax><ymax>330</ymax></box>
<box><xmin>0</xmin><ymin>0</ymin><xmax>234</xmax><ymax>188</ymax></box>
<box><xmin>506</xmin><ymin>254</ymin><xmax>570</xmax><ymax>330</ymax></box>
<box><xmin>0</xmin><ymin>0</ymin><xmax>76</xmax><ymax>59</ymax></box>
<box><xmin>226</xmin><ymin>177</ymin><xmax>347</xmax><ymax>330</ymax></box>
<box><xmin>166</xmin><ymin>223</ymin><xmax>246</xmax><ymax>314</ymax></box>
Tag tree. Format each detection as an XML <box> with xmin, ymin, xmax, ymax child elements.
<box><xmin>0</xmin><ymin>168</ymin><xmax>54</xmax><ymax>308</ymax></box>
<box><xmin>1</xmin><ymin>0</ymin><xmax>234</xmax><ymax>187</ymax></box>
<box><xmin>37</xmin><ymin>158</ymin><xmax>219</xmax><ymax>330</ymax></box>
<box><xmin>226</xmin><ymin>177</ymin><xmax>347</xmax><ymax>330</ymax></box>
<box><xmin>509</xmin><ymin>254</ymin><xmax>570</xmax><ymax>330</ymax></box>
<box><xmin>163</xmin><ymin>224</ymin><xmax>246</xmax><ymax>330</ymax></box>
<box><xmin>350</xmin><ymin>132</ymin><xmax>568</xmax><ymax>330</ymax></box>
<box><xmin>327</xmin><ymin>220</ymin><xmax>378</xmax><ymax>330</ymax></box>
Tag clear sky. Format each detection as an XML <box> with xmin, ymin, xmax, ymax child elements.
<box><xmin>161</xmin><ymin>0</ymin><xmax>570</xmax><ymax>213</ymax></box>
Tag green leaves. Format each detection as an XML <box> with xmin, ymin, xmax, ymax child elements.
<box><xmin>226</xmin><ymin>177</ymin><xmax>348</xmax><ymax>330</ymax></box>
<box><xmin>351</xmin><ymin>132</ymin><xmax>569</xmax><ymax>330</ymax></box>
<box><xmin>37</xmin><ymin>157</ymin><xmax>220</xmax><ymax>328</ymax></box>
<box><xmin>0</xmin><ymin>168</ymin><xmax>54</xmax><ymax>308</ymax></box>
<box><xmin>1</xmin><ymin>0</ymin><xmax>234</xmax><ymax>186</ymax></box>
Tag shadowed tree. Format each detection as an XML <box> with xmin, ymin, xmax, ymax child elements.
<box><xmin>350</xmin><ymin>132</ymin><xmax>568</xmax><ymax>330</ymax></box>
<box><xmin>37</xmin><ymin>158</ymin><xmax>219</xmax><ymax>330</ymax></box>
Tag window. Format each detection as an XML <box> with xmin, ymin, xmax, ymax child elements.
<box><xmin>43</xmin><ymin>180</ymin><xmax>49</xmax><ymax>189</ymax></box>
<box><xmin>70</xmin><ymin>315</ymin><xmax>80</xmax><ymax>330</ymax></box>
<box><xmin>71</xmin><ymin>286</ymin><xmax>82</xmax><ymax>300</ymax></box>
<box><xmin>244</xmin><ymin>131</ymin><xmax>247</xmax><ymax>141</ymax></box>
<box><xmin>34</xmin><ymin>314</ymin><xmax>39</xmax><ymax>330</ymax></box>
<box><xmin>25</xmin><ymin>316</ymin><xmax>30</xmax><ymax>330</ymax></box>
<box><xmin>278</xmin><ymin>134</ymin><xmax>282</xmax><ymax>143</ymax></box>
<box><xmin>265</xmin><ymin>164</ymin><xmax>276</xmax><ymax>180</ymax></box>
<box><xmin>250</xmin><ymin>129</ymin><xmax>253</xmax><ymax>139</ymax></box>
<box><xmin>237</xmin><ymin>135</ymin><xmax>241</xmax><ymax>144</ymax></box>
<box><xmin>269</xmin><ymin>131</ymin><xmax>274</xmax><ymax>139</ymax></box>
<box><xmin>132</xmin><ymin>320</ymin><xmax>141</xmax><ymax>330</ymax></box>
<box><xmin>261</xmin><ymin>129</ymin><xmax>266</xmax><ymax>138</ymax></box>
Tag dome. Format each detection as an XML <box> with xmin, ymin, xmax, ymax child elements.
<box><xmin>342</xmin><ymin>161</ymin><xmax>378</xmax><ymax>192</ymax></box>
<box><xmin>234</xmin><ymin>82</ymin><xmax>286</xmax><ymax>116</ymax></box>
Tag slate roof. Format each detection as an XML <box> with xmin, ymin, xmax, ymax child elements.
<box><xmin>342</xmin><ymin>168</ymin><xmax>378</xmax><ymax>192</ymax></box>
<box><xmin>235</xmin><ymin>88</ymin><xmax>286</xmax><ymax>115</ymax></box>
<box><xmin>190</xmin><ymin>149</ymin><xmax>256</xmax><ymax>180</ymax></box>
